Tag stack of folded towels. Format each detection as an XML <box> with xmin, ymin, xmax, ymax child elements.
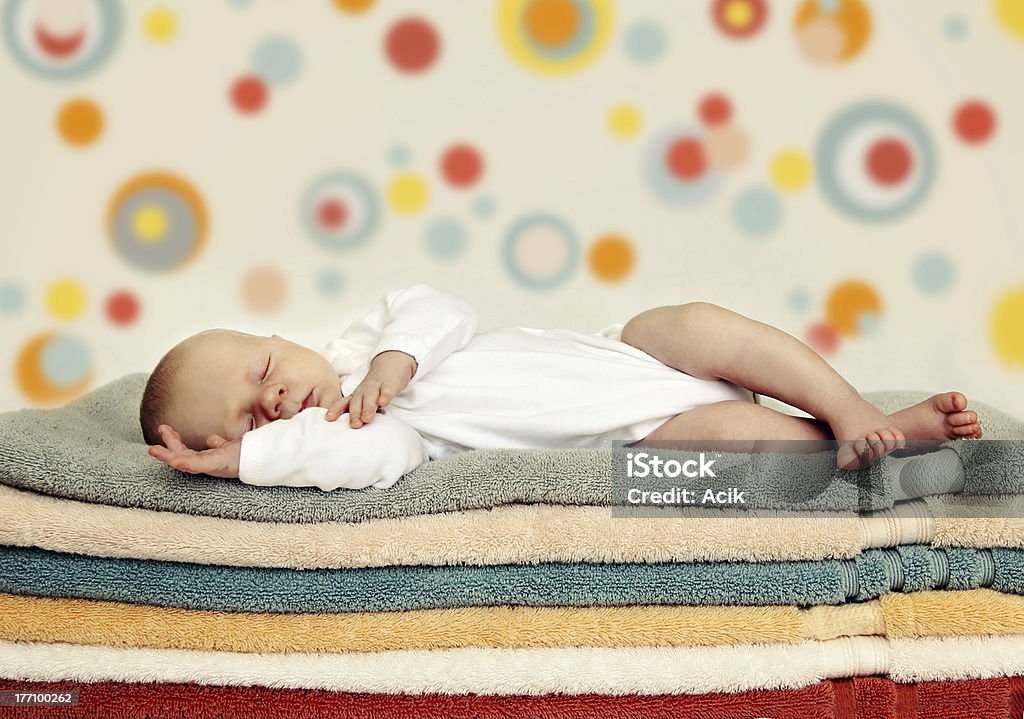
<box><xmin>0</xmin><ymin>374</ymin><xmax>1022</xmax><ymax>718</ymax></box>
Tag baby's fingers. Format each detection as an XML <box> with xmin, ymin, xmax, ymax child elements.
<box><xmin>159</xmin><ymin>425</ymin><xmax>188</xmax><ymax>452</ymax></box>
<box><xmin>325</xmin><ymin>397</ymin><xmax>351</xmax><ymax>422</ymax></box>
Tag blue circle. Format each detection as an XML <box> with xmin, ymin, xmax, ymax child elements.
<box><xmin>0</xmin><ymin>280</ymin><xmax>26</xmax><ymax>314</ymax></box>
<box><xmin>3</xmin><ymin>0</ymin><xmax>122</xmax><ymax>81</ymax></box>
<box><xmin>230</xmin><ymin>0</ymin><xmax>252</xmax><ymax>7</ymax></box>
<box><xmin>624</xmin><ymin>20</ymin><xmax>666</xmax><ymax>64</ymax></box>
<box><xmin>788</xmin><ymin>288</ymin><xmax>812</xmax><ymax>313</ymax></box>
<box><xmin>317</xmin><ymin>268</ymin><xmax>346</xmax><ymax>297</ymax></box>
<box><xmin>472</xmin><ymin>195</ymin><xmax>496</xmax><ymax>219</ymax></box>
<box><xmin>40</xmin><ymin>334</ymin><xmax>91</xmax><ymax>387</ymax></box>
<box><xmin>501</xmin><ymin>213</ymin><xmax>580</xmax><ymax>290</ymax></box>
<box><xmin>912</xmin><ymin>252</ymin><xmax>954</xmax><ymax>295</ymax></box>
<box><xmin>425</xmin><ymin>217</ymin><xmax>468</xmax><ymax>260</ymax></box>
<box><xmin>732</xmin><ymin>185</ymin><xmax>783</xmax><ymax>237</ymax></box>
<box><xmin>388</xmin><ymin>144</ymin><xmax>411</xmax><ymax>168</ymax></box>
<box><xmin>644</xmin><ymin>124</ymin><xmax>723</xmax><ymax>206</ymax></box>
<box><xmin>943</xmin><ymin>15</ymin><xmax>967</xmax><ymax>42</ymax></box>
<box><xmin>251</xmin><ymin>35</ymin><xmax>303</xmax><ymax>87</ymax></box>
<box><xmin>815</xmin><ymin>101</ymin><xmax>935</xmax><ymax>223</ymax></box>
<box><xmin>857</xmin><ymin>312</ymin><xmax>881</xmax><ymax>336</ymax></box>
<box><xmin>816</xmin><ymin>0</ymin><xmax>840</xmax><ymax>13</ymax></box>
<box><xmin>300</xmin><ymin>171</ymin><xmax>380</xmax><ymax>252</ymax></box>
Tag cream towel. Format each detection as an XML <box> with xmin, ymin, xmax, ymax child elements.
<box><xmin>0</xmin><ymin>637</ymin><xmax>890</xmax><ymax>695</ymax></box>
<box><xmin>4</xmin><ymin>483</ymin><xmax>1020</xmax><ymax>570</ymax></box>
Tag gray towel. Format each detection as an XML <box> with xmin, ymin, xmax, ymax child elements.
<box><xmin>0</xmin><ymin>373</ymin><xmax>1021</xmax><ymax>524</ymax></box>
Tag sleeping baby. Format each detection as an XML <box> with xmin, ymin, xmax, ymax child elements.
<box><xmin>142</xmin><ymin>283</ymin><xmax>982</xmax><ymax>491</ymax></box>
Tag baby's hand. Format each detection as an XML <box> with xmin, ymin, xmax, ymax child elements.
<box><xmin>147</xmin><ymin>425</ymin><xmax>241</xmax><ymax>479</ymax></box>
<box><xmin>325</xmin><ymin>350</ymin><xmax>415</xmax><ymax>429</ymax></box>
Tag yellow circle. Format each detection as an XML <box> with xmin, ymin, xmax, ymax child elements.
<box><xmin>725</xmin><ymin>0</ymin><xmax>754</xmax><ymax>28</ymax></box>
<box><xmin>994</xmin><ymin>0</ymin><xmax>1024</xmax><ymax>39</ymax></box>
<box><xmin>991</xmin><ymin>285</ymin><xmax>1024</xmax><ymax>368</ymax></box>
<box><xmin>132</xmin><ymin>204</ymin><xmax>169</xmax><ymax>241</ymax></box>
<box><xmin>588</xmin><ymin>234</ymin><xmax>635</xmax><ymax>282</ymax></box>
<box><xmin>770</xmin><ymin>149</ymin><xmax>813</xmax><ymax>192</ymax></box>
<box><xmin>497</xmin><ymin>0</ymin><xmax>614</xmax><ymax>76</ymax></box>
<box><xmin>387</xmin><ymin>173</ymin><xmax>430</xmax><ymax>215</ymax></box>
<box><xmin>608</xmin><ymin>103</ymin><xmax>642</xmax><ymax>138</ymax></box>
<box><xmin>56</xmin><ymin>98</ymin><xmax>104</xmax><ymax>146</ymax></box>
<box><xmin>143</xmin><ymin>8</ymin><xmax>178</xmax><ymax>43</ymax></box>
<box><xmin>45</xmin><ymin>279</ymin><xmax>87</xmax><ymax>321</ymax></box>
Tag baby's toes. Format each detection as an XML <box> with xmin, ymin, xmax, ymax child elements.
<box><xmin>951</xmin><ymin>422</ymin><xmax>982</xmax><ymax>438</ymax></box>
<box><xmin>947</xmin><ymin>410</ymin><xmax>977</xmax><ymax>427</ymax></box>
<box><xmin>934</xmin><ymin>391</ymin><xmax>968</xmax><ymax>413</ymax></box>
<box><xmin>837</xmin><ymin>438</ymin><xmax>870</xmax><ymax>470</ymax></box>
<box><xmin>875</xmin><ymin>428</ymin><xmax>901</xmax><ymax>454</ymax></box>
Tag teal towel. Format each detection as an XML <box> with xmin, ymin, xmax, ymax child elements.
<box><xmin>0</xmin><ymin>374</ymin><xmax>1021</xmax><ymax>524</ymax></box>
<box><xmin>0</xmin><ymin>545</ymin><xmax>1018</xmax><ymax>613</ymax></box>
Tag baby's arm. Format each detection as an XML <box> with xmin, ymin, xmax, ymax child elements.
<box><xmin>239</xmin><ymin>407</ymin><xmax>427</xmax><ymax>491</ymax></box>
<box><xmin>324</xmin><ymin>283</ymin><xmax>478</xmax><ymax>412</ymax></box>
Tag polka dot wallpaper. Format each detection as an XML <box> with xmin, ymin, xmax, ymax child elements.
<box><xmin>1</xmin><ymin>0</ymin><xmax>1023</xmax><ymax>420</ymax></box>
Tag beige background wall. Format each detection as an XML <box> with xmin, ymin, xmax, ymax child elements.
<box><xmin>1</xmin><ymin>0</ymin><xmax>1022</xmax><ymax>420</ymax></box>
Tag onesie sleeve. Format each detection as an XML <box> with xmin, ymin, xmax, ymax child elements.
<box><xmin>238</xmin><ymin>407</ymin><xmax>428</xmax><ymax>491</ymax></box>
<box><xmin>322</xmin><ymin>283</ymin><xmax>478</xmax><ymax>397</ymax></box>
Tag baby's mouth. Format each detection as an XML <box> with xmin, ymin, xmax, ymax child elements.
<box><xmin>300</xmin><ymin>389</ymin><xmax>315</xmax><ymax>411</ymax></box>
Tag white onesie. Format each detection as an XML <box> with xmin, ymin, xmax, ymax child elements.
<box><xmin>239</xmin><ymin>284</ymin><xmax>752</xmax><ymax>491</ymax></box>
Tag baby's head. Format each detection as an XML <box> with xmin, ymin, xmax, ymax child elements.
<box><xmin>140</xmin><ymin>328</ymin><xmax>342</xmax><ymax>451</ymax></box>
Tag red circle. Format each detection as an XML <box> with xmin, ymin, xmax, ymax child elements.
<box><xmin>441</xmin><ymin>144</ymin><xmax>484</xmax><ymax>188</ymax></box>
<box><xmin>699</xmin><ymin>93</ymin><xmax>732</xmax><ymax>126</ymax></box>
<box><xmin>711</xmin><ymin>0</ymin><xmax>768</xmax><ymax>39</ymax></box>
<box><xmin>953</xmin><ymin>100</ymin><xmax>996</xmax><ymax>144</ymax></box>
<box><xmin>807</xmin><ymin>322</ymin><xmax>838</xmax><ymax>356</ymax></box>
<box><xmin>317</xmin><ymin>199</ymin><xmax>348</xmax><ymax>230</ymax></box>
<box><xmin>666</xmin><ymin>138</ymin><xmax>706</xmax><ymax>181</ymax></box>
<box><xmin>386</xmin><ymin>17</ymin><xmax>440</xmax><ymax>73</ymax></box>
<box><xmin>106</xmin><ymin>290</ymin><xmax>140</xmax><ymax>326</ymax></box>
<box><xmin>865</xmin><ymin>138</ymin><xmax>912</xmax><ymax>186</ymax></box>
<box><xmin>230</xmin><ymin>75</ymin><xmax>268</xmax><ymax>114</ymax></box>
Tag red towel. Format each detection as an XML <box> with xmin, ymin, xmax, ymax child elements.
<box><xmin>0</xmin><ymin>678</ymin><xmax>1014</xmax><ymax>718</ymax></box>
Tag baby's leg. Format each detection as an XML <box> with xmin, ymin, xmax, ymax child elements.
<box><xmin>621</xmin><ymin>303</ymin><xmax>981</xmax><ymax>468</ymax></box>
<box><xmin>631</xmin><ymin>400</ymin><xmax>832</xmax><ymax>449</ymax></box>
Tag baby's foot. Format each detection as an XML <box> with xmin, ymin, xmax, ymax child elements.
<box><xmin>828</xmin><ymin>400</ymin><xmax>906</xmax><ymax>470</ymax></box>
<box><xmin>887</xmin><ymin>391</ymin><xmax>983</xmax><ymax>442</ymax></box>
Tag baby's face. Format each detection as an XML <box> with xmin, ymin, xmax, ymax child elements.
<box><xmin>165</xmin><ymin>330</ymin><xmax>342</xmax><ymax>450</ymax></box>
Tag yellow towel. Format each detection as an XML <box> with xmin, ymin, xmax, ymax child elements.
<box><xmin>2</xmin><ymin>589</ymin><xmax>1021</xmax><ymax>653</ymax></box>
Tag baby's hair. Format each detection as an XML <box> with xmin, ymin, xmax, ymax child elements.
<box><xmin>139</xmin><ymin>328</ymin><xmax>252</xmax><ymax>447</ymax></box>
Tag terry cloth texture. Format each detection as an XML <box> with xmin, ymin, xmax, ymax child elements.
<box><xmin>2</xmin><ymin>483</ymin><xmax>1021</xmax><ymax>569</ymax></box>
<box><xmin>2</xmin><ymin>635</ymin><xmax>1024</xmax><ymax>694</ymax></box>
<box><xmin>0</xmin><ymin>678</ymin><xmax>1017</xmax><ymax>719</ymax></box>
<box><xmin>0</xmin><ymin>589</ymin><xmax>1021</xmax><ymax>653</ymax></box>
<box><xmin>1</xmin><ymin>374</ymin><xmax>1021</xmax><ymax>523</ymax></box>
<box><xmin>0</xmin><ymin>544</ymin><xmax>1022</xmax><ymax>612</ymax></box>
<box><xmin>0</xmin><ymin>636</ymin><xmax>891</xmax><ymax>694</ymax></box>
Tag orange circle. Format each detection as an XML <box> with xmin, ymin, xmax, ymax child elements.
<box><xmin>15</xmin><ymin>332</ymin><xmax>93</xmax><ymax>406</ymax></box>
<box><xmin>57</xmin><ymin>98</ymin><xmax>104</xmax><ymax>146</ymax></box>
<box><xmin>588</xmin><ymin>234</ymin><xmax>635</xmax><ymax>282</ymax></box>
<box><xmin>525</xmin><ymin>0</ymin><xmax>580</xmax><ymax>48</ymax></box>
<box><xmin>825</xmin><ymin>279</ymin><xmax>882</xmax><ymax>337</ymax></box>
<box><xmin>332</xmin><ymin>0</ymin><xmax>375</xmax><ymax>13</ymax></box>
<box><xmin>794</xmin><ymin>0</ymin><xmax>871</xmax><ymax>60</ymax></box>
<box><xmin>241</xmin><ymin>266</ymin><xmax>287</xmax><ymax>313</ymax></box>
